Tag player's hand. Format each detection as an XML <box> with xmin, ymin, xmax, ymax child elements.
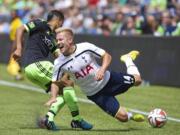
<box><xmin>95</xmin><ymin>68</ymin><xmax>105</xmax><ymax>81</ymax></box>
<box><xmin>61</xmin><ymin>73</ymin><xmax>74</xmax><ymax>86</ymax></box>
<box><xmin>45</xmin><ymin>98</ymin><xmax>57</xmax><ymax>107</ymax></box>
<box><xmin>13</xmin><ymin>49</ymin><xmax>22</xmax><ymax>61</ymax></box>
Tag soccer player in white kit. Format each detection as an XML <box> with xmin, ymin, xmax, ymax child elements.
<box><xmin>47</xmin><ymin>27</ymin><xmax>145</xmax><ymax>123</ymax></box>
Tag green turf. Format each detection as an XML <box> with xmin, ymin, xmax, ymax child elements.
<box><xmin>0</xmin><ymin>64</ymin><xmax>180</xmax><ymax>135</ymax></box>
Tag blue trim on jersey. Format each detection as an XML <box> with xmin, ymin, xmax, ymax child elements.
<box><xmin>75</xmin><ymin>50</ymin><xmax>101</xmax><ymax>58</ymax></box>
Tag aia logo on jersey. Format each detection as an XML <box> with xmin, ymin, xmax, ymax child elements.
<box><xmin>75</xmin><ymin>64</ymin><xmax>94</xmax><ymax>79</ymax></box>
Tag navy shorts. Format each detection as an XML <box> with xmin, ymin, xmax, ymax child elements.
<box><xmin>87</xmin><ymin>71</ymin><xmax>135</xmax><ymax>117</ymax></box>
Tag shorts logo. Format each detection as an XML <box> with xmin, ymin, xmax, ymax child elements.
<box><xmin>75</xmin><ymin>64</ymin><xmax>94</xmax><ymax>79</ymax></box>
<box><xmin>123</xmin><ymin>75</ymin><xmax>133</xmax><ymax>84</ymax></box>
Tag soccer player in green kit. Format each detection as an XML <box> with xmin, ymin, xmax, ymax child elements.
<box><xmin>13</xmin><ymin>10</ymin><xmax>92</xmax><ymax>131</ymax></box>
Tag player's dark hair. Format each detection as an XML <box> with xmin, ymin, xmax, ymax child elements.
<box><xmin>47</xmin><ymin>10</ymin><xmax>64</xmax><ymax>22</ymax></box>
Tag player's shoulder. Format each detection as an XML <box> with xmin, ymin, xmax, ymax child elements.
<box><xmin>27</xmin><ymin>18</ymin><xmax>46</xmax><ymax>25</ymax></box>
<box><xmin>54</xmin><ymin>54</ymin><xmax>63</xmax><ymax>63</ymax></box>
<box><xmin>34</xmin><ymin>18</ymin><xmax>46</xmax><ymax>22</ymax></box>
<box><xmin>76</xmin><ymin>42</ymin><xmax>96</xmax><ymax>50</ymax></box>
<box><xmin>54</xmin><ymin>53</ymin><xmax>68</xmax><ymax>66</ymax></box>
<box><xmin>76</xmin><ymin>42</ymin><xmax>94</xmax><ymax>46</ymax></box>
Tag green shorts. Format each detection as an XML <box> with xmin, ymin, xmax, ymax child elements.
<box><xmin>25</xmin><ymin>61</ymin><xmax>53</xmax><ymax>90</ymax></box>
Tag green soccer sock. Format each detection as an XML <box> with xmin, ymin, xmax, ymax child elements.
<box><xmin>63</xmin><ymin>87</ymin><xmax>82</xmax><ymax>121</ymax></box>
<box><xmin>46</xmin><ymin>96</ymin><xmax>65</xmax><ymax>121</ymax></box>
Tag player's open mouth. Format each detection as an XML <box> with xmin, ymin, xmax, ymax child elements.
<box><xmin>59</xmin><ymin>45</ymin><xmax>64</xmax><ymax>49</ymax></box>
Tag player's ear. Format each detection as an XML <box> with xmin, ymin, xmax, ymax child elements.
<box><xmin>68</xmin><ymin>36</ymin><xmax>73</xmax><ymax>44</ymax></box>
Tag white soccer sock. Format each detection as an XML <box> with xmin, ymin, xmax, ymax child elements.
<box><xmin>47</xmin><ymin>112</ymin><xmax>55</xmax><ymax>121</ymax></box>
<box><xmin>127</xmin><ymin>112</ymin><xmax>133</xmax><ymax>120</ymax></box>
<box><xmin>124</xmin><ymin>56</ymin><xmax>140</xmax><ymax>76</ymax></box>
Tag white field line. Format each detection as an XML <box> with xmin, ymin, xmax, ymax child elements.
<box><xmin>0</xmin><ymin>80</ymin><xmax>180</xmax><ymax>123</ymax></box>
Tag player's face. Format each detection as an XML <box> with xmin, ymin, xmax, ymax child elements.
<box><xmin>54</xmin><ymin>17</ymin><xmax>63</xmax><ymax>29</ymax></box>
<box><xmin>56</xmin><ymin>32</ymin><xmax>72</xmax><ymax>55</ymax></box>
<box><xmin>58</xmin><ymin>19</ymin><xmax>63</xmax><ymax>27</ymax></box>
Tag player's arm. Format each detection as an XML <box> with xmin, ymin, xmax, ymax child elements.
<box><xmin>45</xmin><ymin>59</ymin><xmax>74</xmax><ymax>106</ymax></box>
<box><xmin>49</xmin><ymin>73</ymin><xmax>74</xmax><ymax>99</ymax></box>
<box><xmin>13</xmin><ymin>25</ymin><xmax>26</xmax><ymax>61</ymax></box>
<box><xmin>95</xmin><ymin>51</ymin><xmax>112</xmax><ymax>81</ymax></box>
<box><xmin>101</xmin><ymin>51</ymin><xmax>112</xmax><ymax>71</ymax></box>
<box><xmin>45</xmin><ymin>81</ymin><xmax>60</xmax><ymax>106</ymax></box>
<box><xmin>86</xmin><ymin>42</ymin><xmax>112</xmax><ymax>81</ymax></box>
<box><xmin>45</xmin><ymin>74</ymin><xmax>73</xmax><ymax>106</ymax></box>
<box><xmin>13</xmin><ymin>19</ymin><xmax>45</xmax><ymax>60</ymax></box>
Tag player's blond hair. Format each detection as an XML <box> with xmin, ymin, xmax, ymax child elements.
<box><xmin>55</xmin><ymin>27</ymin><xmax>74</xmax><ymax>37</ymax></box>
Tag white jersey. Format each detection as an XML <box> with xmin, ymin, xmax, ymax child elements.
<box><xmin>52</xmin><ymin>42</ymin><xmax>110</xmax><ymax>96</ymax></box>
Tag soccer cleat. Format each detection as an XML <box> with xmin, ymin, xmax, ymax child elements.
<box><xmin>37</xmin><ymin>117</ymin><xmax>60</xmax><ymax>131</ymax></box>
<box><xmin>71</xmin><ymin>119</ymin><xmax>93</xmax><ymax>130</ymax></box>
<box><xmin>45</xmin><ymin>120</ymin><xmax>60</xmax><ymax>131</ymax></box>
<box><xmin>120</xmin><ymin>50</ymin><xmax>140</xmax><ymax>62</ymax></box>
<box><xmin>131</xmin><ymin>114</ymin><xmax>145</xmax><ymax>122</ymax></box>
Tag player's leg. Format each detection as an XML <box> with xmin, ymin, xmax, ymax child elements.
<box><xmin>25</xmin><ymin>61</ymin><xmax>64</xmax><ymax>130</ymax></box>
<box><xmin>120</xmin><ymin>50</ymin><xmax>142</xmax><ymax>86</ymax></box>
<box><xmin>87</xmin><ymin>94</ymin><xmax>129</xmax><ymax>122</ymax></box>
<box><xmin>7</xmin><ymin>40</ymin><xmax>23</xmax><ymax>80</ymax></box>
<box><xmin>87</xmin><ymin>94</ymin><xmax>144</xmax><ymax>122</ymax></box>
<box><xmin>7</xmin><ymin>55</ymin><xmax>23</xmax><ymax>80</ymax></box>
<box><xmin>115</xmin><ymin>106</ymin><xmax>145</xmax><ymax>122</ymax></box>
<box><xmin>24</xmin><ymin>62</ymin><xmax>52</xmax><ymax>90</ymax></box>
<box><xmin>26</xmin><ymin>61</ymin><xmax>92</xmax><ymax>130</ymax></box>
<box><xmin>61</xmin><ymin>76</ymin><xmax>93</xmax><ymax>130</ymax></box>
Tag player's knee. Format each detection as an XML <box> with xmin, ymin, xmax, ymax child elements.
<box><xmin>116</xmin><ymin>113</ymin><xmax>128</xmax><ymax>122</ymax></box>
<box><xmin>115</xmin><ymin>108</ymin><xmax>128</xmax><ymax>122</ymax></box>
<box><xmin>134</xmin><ymin>75</ymin><xmax>142</xmax><ymax>86</ymax></box>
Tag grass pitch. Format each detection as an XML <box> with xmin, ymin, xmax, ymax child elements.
<box><xmin>0</xmin><ymin>64</ymin><xmax>180</xmax><ymax>135</ymax></box>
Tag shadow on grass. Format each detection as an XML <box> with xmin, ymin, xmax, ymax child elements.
<box><xmin>62</xmin><ymin>127</ymin><xmax>142</xmax><ymax>132</ymax></box>
<box><xmin>20</xmin><ymin>126</ymin><xmax>142</xmax><ymax>132</ymax></box>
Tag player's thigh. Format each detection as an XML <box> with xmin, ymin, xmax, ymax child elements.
<box><xmin>106</xmin><ymin>71</ymin><xmax>135</xmax><ymax>96</ymax></box>
<box><xmin>87</xmin><ymin>94</ymin><xmax>120</xmax><ymax>117</ymax></box>
<box><xmin>25</xmin><ymin>61</ymin><xmax>53</xmax><ymax>89</ymax></box>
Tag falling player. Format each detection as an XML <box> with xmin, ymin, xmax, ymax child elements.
<box><xmin>47</xmin><ymin>27</ymin><xmax>145</xmax><ymax>125</ymax></box>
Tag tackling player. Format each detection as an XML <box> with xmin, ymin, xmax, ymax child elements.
<box><xmin>13</xmin><ymin>10</ymin><xmax>92</xmax><ymax>131</ymax></box>
<box><xmin>48</xmin><ymin>28</ymin><xmax>145</xmax><ymax>125</ymax></box>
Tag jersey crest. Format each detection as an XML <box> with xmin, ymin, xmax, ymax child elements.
<box><xmin>28</xmin><ymin>22</ymin><xmax>35</xmax><ymax>29</ymax></box>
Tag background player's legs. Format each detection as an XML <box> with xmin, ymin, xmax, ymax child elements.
<box><xmin>7</xmin><ymin>39</ymin><xmax>23</xmax><ymax>80</ymax></box>
<box><xmin>7</xmin><ymin>55</ymin><xmax>23</xmax><ymax>80</ymax></box>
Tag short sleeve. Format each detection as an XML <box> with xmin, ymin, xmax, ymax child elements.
<box><xmin>24</xmin><ymin>19</ymin><xmax>47</xmax><ymax>33</ymax></box>
<box><xmin>85</xmin><ymin>42</ymin><xmax>105</xmax><ymax>58</ymax></box>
